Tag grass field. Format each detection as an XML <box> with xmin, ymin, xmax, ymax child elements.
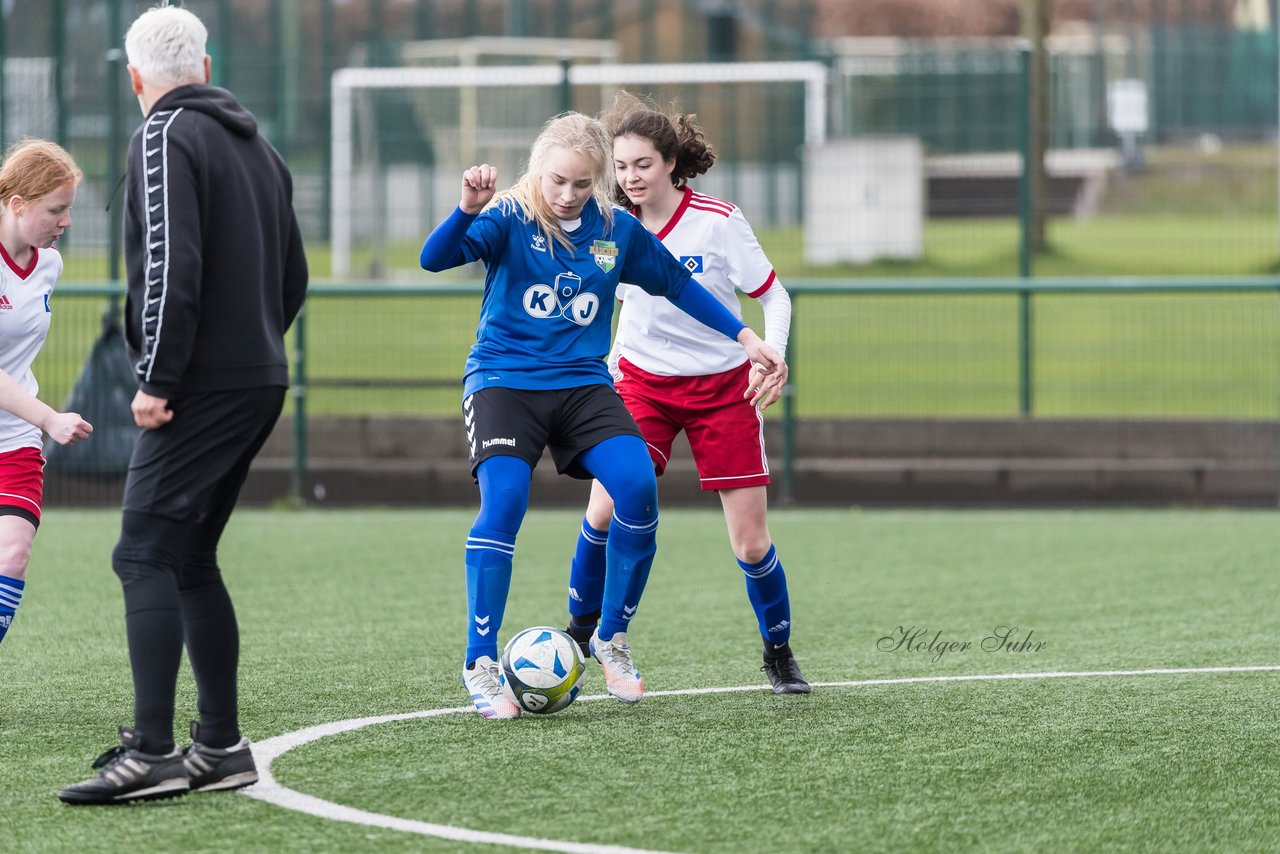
<box><xmin>4</xmin><ymin>508</ymin><xmax>1280</xmax><ymax>852</ymax></box>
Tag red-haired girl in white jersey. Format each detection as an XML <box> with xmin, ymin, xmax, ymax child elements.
<box><xmin>565</xmin><ymin>92</ymin><xmax>809</xmax><ymax>694</ymax></box>
<box><xmin>0</xmin><ymin>140</ymin><xmax>94</xmax><ymax>650</ymax></box>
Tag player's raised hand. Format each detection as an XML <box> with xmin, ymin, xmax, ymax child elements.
<box><xmin>460</xmin><ymin>164</ymin><xmax>497</xmax><ymax>214</ymax></box>
<box><xmin>44</xmin><ymin>411</ymin><xmax>93</xmax><ymax>446</ymax></box>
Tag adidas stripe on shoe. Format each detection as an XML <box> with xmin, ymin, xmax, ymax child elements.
<box><xmin>58</xmin><ymin>727</ymin><xmax>189</xmax><ymax>805</ymax></box>
<box><xmin>183</xmin><ymin>722</ymin><xmax>259</xmax><ymax>792</ymax></box>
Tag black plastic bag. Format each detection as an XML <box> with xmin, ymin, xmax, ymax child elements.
<box><xmin>44</xmin><ymin>307</ymin><xmax>140</xmax><ymax>478</ymax></box>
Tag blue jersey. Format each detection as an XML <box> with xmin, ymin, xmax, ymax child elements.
<box><xmin>458</xmin><ymin>198</ymin><xmax>693</xmax><ymax>396</ymax></box>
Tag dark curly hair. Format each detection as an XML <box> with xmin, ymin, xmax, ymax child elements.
<box><xmin>602</xmin><ymin>90</ymin><xmax>715</xmax><ymax>209</ymax></box>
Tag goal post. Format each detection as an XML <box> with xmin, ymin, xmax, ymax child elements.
<box><xmin>329</xmin><ymin>60</ymin><xmax>829</xmax><ymax>278</ymax></box>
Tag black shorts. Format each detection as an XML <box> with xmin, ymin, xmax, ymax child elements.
<box><xmin>463</xmin><ymin>384</ymin><xmax>642</xmax><ymax>480</ymax></box>
<box><xmin>122</xmin><ymin>386</ymin><xmax>286</xmax><ymax>521</ymax></box>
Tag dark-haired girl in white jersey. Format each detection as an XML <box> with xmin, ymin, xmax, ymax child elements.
<box><xmin>565</xmin><ymin>93</ymin><xmax>809</xmax><ymax>694</ymax></box>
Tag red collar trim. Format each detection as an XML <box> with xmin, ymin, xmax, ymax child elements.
<box><xmin>634</xmin><ymin>186</ymin><xmax>693</xmax><ymax>240</ymax></box>
<box><xmin>0</xmin><ymin>242</ymin><xmax>36</xmax><ymax>279</ymax></box>
<box><xmin>654</xmin><ymin>187</ymin><xmax>693</xmax><ymax>241</ymax></box>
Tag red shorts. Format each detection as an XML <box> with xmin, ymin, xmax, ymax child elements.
<box><xmin>615</xmin><ymin>357</ymin><xmax>769</xmax><ymax>490</ymax></box>
<box><xmin>0</xmin><ymin>446</ymin><xmax>45</xmax><ymax>525</ymax></box>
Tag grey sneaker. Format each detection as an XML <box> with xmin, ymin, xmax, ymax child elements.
<box><xmin>58</xmin><ymin>727</ymin><xmax>189</xmax><ymax>805</ymax></box>
<box><xmin>183</xmin><ymin>722</ymin><xmax>259</xmax><ymax>792</ymax></box>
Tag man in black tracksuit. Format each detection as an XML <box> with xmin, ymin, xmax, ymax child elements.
<box><xmin>60</xmin><ymin>5</ymin><xmax>307</xmax><ymax>805</ymax></box>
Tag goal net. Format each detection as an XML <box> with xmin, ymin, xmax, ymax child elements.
<box><xmin>329</xmin><ymin>56</ymin><xmax>828</xmax><ymax>279</ymax></box>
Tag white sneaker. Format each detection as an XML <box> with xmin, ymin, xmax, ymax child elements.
<box><xmin>462</xmin><ymin>656</ymin><xmax>520</xmax><ymax>720</ymax></box>
<box><xmin>589</xmin><ymin>630</ymin><xmax>644</xmax><ymax>703</ymax></box>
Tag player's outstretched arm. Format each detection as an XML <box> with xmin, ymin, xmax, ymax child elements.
<box><xmin>0</xmin><ymin>369</ymin><xmax>93</xmax><ymax>444</ymax></box>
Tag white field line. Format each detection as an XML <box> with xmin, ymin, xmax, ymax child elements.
<box><xmin>242</xmin><ymin>665</ymin><xmax>1280</xmax><ymax>852</ymax></box>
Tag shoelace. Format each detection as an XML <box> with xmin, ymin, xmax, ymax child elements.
<box><xmin>91</xmin><ymin>745</ymin><xmax>126</xmax><ymax>770</ymax></box>
<box><xmin>599</xmin><ymin>641</ymin><xmax>635</xmax><ymax>675</ymax></box>
<box><xmin>764</xmin><ymin>657</ymin><xmax>802</xmax><ymax>682</ymax></box>
<box><xmin>474</xmin><ymin>663</ymin><xmax>506</xmax><ymax>701</ymax></box>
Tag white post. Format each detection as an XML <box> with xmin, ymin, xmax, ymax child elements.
<box><xmin>331</xmin><ymin>70</ymin><xmax>353</xmax><ymax>279</ymax></box>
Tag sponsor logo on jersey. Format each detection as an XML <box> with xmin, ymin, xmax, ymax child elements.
<box><xmin>43</xmin><ymin>293</ymin><xmax>50</xmax><ymax>313</ymax></box>
<box><xmin>523</xmin><ymin>271</ymin><xmax>599</xmax><ymax>326</ymax></box>
<box><xmin>530</xmin><ymin>233</ymin><xmax>547</xmax><ymax>253</ymax></box>
<box><xmin>679</xmin><ymin>255</ymin><xmax>704</xmax><ymax>274</ymax></box>
<box><xmin>0</xmin><ymin>295</ymin><xmax>13</xmax><ymax>311</ymax></box>
<box><xmin>590</xmin><ymin>240</ymin><xmax>618</xmax><ymax>273</ymax></box>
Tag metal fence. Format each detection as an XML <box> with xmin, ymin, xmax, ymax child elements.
<box><xmin>40</xmin><ymin>278</ymin><xmax>1280</xmax><ymax>507</ymax></box>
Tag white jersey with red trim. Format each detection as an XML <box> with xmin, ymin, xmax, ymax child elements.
<box><xmin>0</xmin><ymin>243</ymin><xmax>58</xmax><ymax>453</ymax></box>
<box><xmin>614</xmin><ymin>187</ymin><xmax>778</xmax><ymax>377</ymax></box>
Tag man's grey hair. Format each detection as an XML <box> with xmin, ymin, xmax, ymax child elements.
<box><xmin>125</xmin><ymin>5</ymin><xmax>208</xmax><ymax>88</ymax></box>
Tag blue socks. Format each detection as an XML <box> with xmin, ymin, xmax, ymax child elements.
<box><xmin>465</xmin><ymin>528</ymin><xmax>514</xmax><ymax>665</ymax></box>
<box><xmin>738</xmin><ymin>545</ymin><xmax>792</xmax><ymax>648</ymax></box>
<box><xmin>0</xmin><ymin>574</ymin><xmax>25</xmax><ymax>646</ymax></box>
<box><xmin>465</xmin><ymin>456</ymin><xmax>531</xmax><ymax>665</ymax></box>
<box><xmin>598</xmin><ymin>510</ymin><xmax>658</xmax><ymax>640</ymax></box>
<box><xmin>567</xmin><ymin>517</ymin><xmax>607</xmax><ymax>621</ymax></box>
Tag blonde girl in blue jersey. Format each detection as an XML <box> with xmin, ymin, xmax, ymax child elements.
<box><xmin>421</xmin><ymin>112</ymin><xmax>785</xmax><ymax>718</ymax></box>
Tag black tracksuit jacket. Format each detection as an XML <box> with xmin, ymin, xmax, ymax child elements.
<box><xmin>123</xmin><ymin>84</ymin><xmax>308</xmax><ymax>399</ymax></box>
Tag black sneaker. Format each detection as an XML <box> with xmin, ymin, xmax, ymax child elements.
<box><xmin>183</xmin><ymin>721</ymin><xmax>259</xmax><ymax>792</ymax></box>
<box><xmin>564</xmin><ymin>623</ymin><xmax>593</xmax><ymax>659</ymax></box>
<box><xmin>58</xmin><ymin>727</ymin><xmax>189</xmax><ymax>805</ymax></box>
<box><xmin>762</xmin><ymin>651</ymin><xmax>812</xmax><ymax>695</ymax></box>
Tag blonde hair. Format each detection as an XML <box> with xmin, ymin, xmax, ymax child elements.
<box><xmin>0</xmin><ymin>139</ymin><xmax>83</xmax><ymax>209</ymax></box>
<box><xmin>494</xmin><ymin>112</ymin><xmax>615</xmax><ymax>254</ymax></box>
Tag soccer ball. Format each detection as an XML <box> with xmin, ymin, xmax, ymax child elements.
<box><xmin>500</xmin><ymin>626</ymin><xmax>587</xmax><ymax>715</ymax></box>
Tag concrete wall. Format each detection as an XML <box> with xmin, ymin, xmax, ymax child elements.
<box><xmin>46</xmin><ymin>416</ymin><xmax>1277</xmax><ymax>510</ymax></box>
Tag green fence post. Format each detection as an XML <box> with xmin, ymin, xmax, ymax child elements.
<box><xmin>106</xmin><ymin>0</ymin><xmax>124</xmax><ymax>298</ymax></box>
<box><xmin>558</xmin><ymin>57</ymin><xmax>572</xmax><ymax>114</ymax></box>
<box><xmin>292</xmin><ymin>304</ymin><xmax>308</xmax><ymax>506</ymax></box>
<box><xmin>53</xmin><ymin>0</ymin><xmax>66</xmax><ymax>145</ymax></box>
<box><xmin>1018</xmin><ymin>40</ymin><xmax>1034</xmax><ymax>415</ymax></box>
<box><xmin>0</xmin><ymin>2</ymin><xmax>6</xmax><ymax>148</ymax></box>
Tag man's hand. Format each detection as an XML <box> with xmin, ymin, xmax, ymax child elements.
<box><xmin>131</xmin><ymin>390</ymin><xmax>174</xmax><ymax>429</ymax></box>
<box><xmin>44</xmin><ymin>412</ymin><xmax>93</xmax><ymax>446</ymax></box>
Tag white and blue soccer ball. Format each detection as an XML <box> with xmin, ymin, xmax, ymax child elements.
<box><xmin>500</xmin><ymin>626</ymin><xmax>587</xmax><ymax>715</ymax></box>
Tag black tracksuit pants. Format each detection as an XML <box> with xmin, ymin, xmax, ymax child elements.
<box><xmin>112</xmin><ymin>386</ymin><xmax>285</xmax><ymax>753</ymax></box>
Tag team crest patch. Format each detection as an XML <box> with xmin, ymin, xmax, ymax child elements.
<box><xmin>679</xmin><ymin>255</ymin><xmax>704</xmax><ymax>274</ymax></box>
<box><xmin>590</xmin><ymin>240</ymin><xmax>618</xmax><ymax>272</ymax></box>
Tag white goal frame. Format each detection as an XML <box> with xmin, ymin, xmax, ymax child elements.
<box><xmin>329</xmin><ymin>61</ymin><xmax>830</xmax><ymax>277</ymax></box>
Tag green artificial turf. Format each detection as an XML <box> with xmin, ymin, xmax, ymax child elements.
<box><xmin>3</xmin><ymin>508</ymin><xmax>1279</xmax><ymax>852</ymax></box>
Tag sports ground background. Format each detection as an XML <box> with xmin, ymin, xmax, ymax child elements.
<box><xmin>4</xmin><ymin>1</ymin><xmax>1280</xmax><ymax>851</ymax></box>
